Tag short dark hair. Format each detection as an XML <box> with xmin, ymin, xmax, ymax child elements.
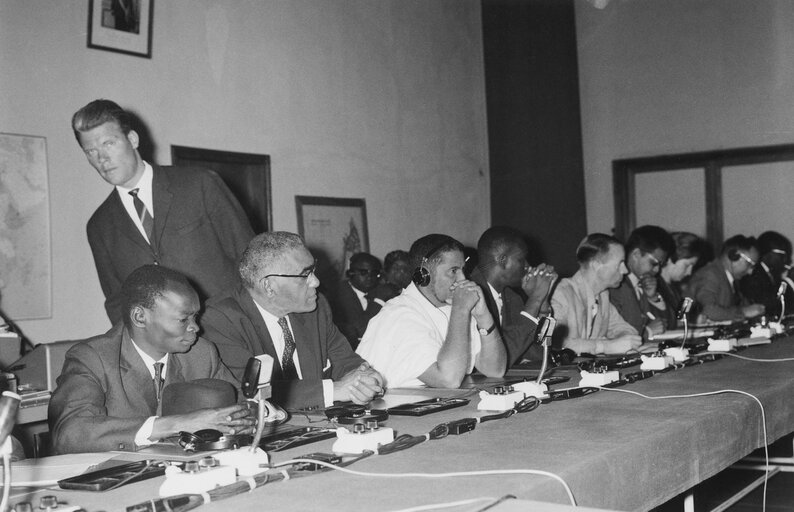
<box><xmin>576</xmin><ymin>233</ymin><xmax>622</xmax><ymax>265</ymax></box>
<box><xmin>349</xmin><ymin>252</ymin><xmax>381</xmax><ymax>270</ymax></box>
<box><xmin>72</xmin><ymin>99</ymin><xmax>135</xmax><ymax>142</ymax></box>
<box><xmin>669</xmin><ymin>232</ymin><xmax>706</xmax><ymax>262</ymax></box>
<box><xmin>409</xmin><ymin>234</ymin><xmax>464</xmax><ymax>270</ymax></box>
<box><xmin>383</xmin><ymin>250</ymin><xmax>410</xmax><ymax>272</ymax></box>
<box><xmin>625</xmin><ymin>225</ymin><xmax>675</xmax><ymax>257</ymax></box>
<box><xmin>757</xmin><ymin>231</ymin><xmax>792</xmax><ymax>258</ymax></box>
<box><xmin>721</xmin><ymin>235</ymin><xmax>758</xmax><ymax>256</ymax></box>
<box><xmin>121</xmin><ymin>265</ymin><xmax>195</xmax><ymax>330</ymax></box>
<box><xmin>476</xmin><ymin>226</ymin><xmax>526</xmax><ymax>263</ymax></box>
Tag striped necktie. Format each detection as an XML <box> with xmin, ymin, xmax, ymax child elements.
<box><xmin>278</xmin><ymin>317</ymin><xmax>299</xmax><ymax>380</ymax></box>
<box><xmin>129</xmin><ymin>188</ymin><xmax>154</xmax><ymax>243</ymax></box>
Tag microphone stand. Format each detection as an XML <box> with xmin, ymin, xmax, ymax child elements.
<box><xmin>514</xmin><ymin>316</ymin><xmax>556</xmax><ymax>399</ymax></box>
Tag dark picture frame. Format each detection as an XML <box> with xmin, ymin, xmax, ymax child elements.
<box><xmin>87</xmin><ymin>0</ymin><xmax>154</xmax><ymax>58</ymax></box>
<box><xmin>295</xmin><ymin>196</ymin><xmax>369</xmax><ymax>290</ymax></box>
<box><xmin>171</xmin><ymin>145</ymin><xmax>272</xmax><ymax>234</ymax></box>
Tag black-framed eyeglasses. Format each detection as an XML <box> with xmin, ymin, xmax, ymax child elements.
<box><xmin>263</xmin><ymin>263</ymin><xmax>317</xmax><ymax>281</ymax></box>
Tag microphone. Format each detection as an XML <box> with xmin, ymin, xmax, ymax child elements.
<box><xmin>0</xmin><ymin>391</ymin><xmax>20</xmax><ymax>448</ymax></box>
<box><xmin>677</xmin><ymin>297</ymin><xmax>693</xmax><ymax>321</ymax></box>
<box><xmin>778</xmin><ymin>281</ymin><xmax>788</xmax><ymax>321</ymax></box>
<box><xmin>534</xmin><ymin>316</ymin><xmax>557</xmax><ymax>386</ymax></box>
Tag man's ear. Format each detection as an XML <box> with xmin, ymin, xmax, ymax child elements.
<box><xmin>130</xmin><ymin>305</ymin><xmax>147</xmax><ymax>328</ymax></box>
<box><xmin>262</xmin><ymin>277</ymin><xmax>276</xmax><ymax>297</ymax></box>
<box><xmin>127</xmin><ymin>129</ymin><xmax>140</xmax><ymax>150</ymax></box>
<box><xmin>495</xmin><ymin>253</ymin><xmax>508</xmax><ymax>268</ymax></box>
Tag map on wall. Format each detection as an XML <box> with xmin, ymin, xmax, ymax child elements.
<box><xmin>0</xmin><ymin>133</ymin><xmax>51</xmax><ymax>320</ymax></box>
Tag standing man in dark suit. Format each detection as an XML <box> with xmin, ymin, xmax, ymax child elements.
<box><xmin>609</xmin><ymin>225</ymin><xmax>676</xmax><ymax>336</ymax></box>
<box><xmin>471</xmin><ymin>227</ymin><xmax>557</xmax><ymax>366</ymax></box>
<box><xmin>49</xmin><ymin>265</ymin><xmax>255</xmax><ymax>455</ymax></box>
<box><xmin>201</xmin><ymin>232</ymin><xmax>384</xmax><ymax>411</ymax></box>
<box><xmin>329</xmin><ymin>252</ymin><xmax>385</xmax><ymax>349</ymax></box>
<box><xmin>73</xmin><ymin>99</ymin><xmax>254</xmax><ymax>324</ymax></box>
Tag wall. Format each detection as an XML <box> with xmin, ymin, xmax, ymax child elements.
<box><xmin>576</xmin><ymin>0</ymin><xmax>794</xmax><ymax>238</ymax></box>
<box><xmin>0</xmin><ymin>0</ymin><xmax>490</xmax><ymax>344</ymax></box>
<box><xmin>482</xmin><ymin>0</ymin><xmax>586</xmax><ymax>277</ymax></box>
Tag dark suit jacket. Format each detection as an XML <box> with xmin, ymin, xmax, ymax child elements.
<box><xmin>609</xmin><ymin>276</ymin><xmax>675</xmax><ymax>333</ymax></box>
<box><xmin>688</xmin><ymin>260</ymin><xmax>744</xmax><ymax>321</ymax></box>
<box><xmin>201</xmin><ymin>286</ymin><xmax>365</xmax><ymax>410</ymax></box>
<box><xmin>328</xmin><ymin>281</ymin><xmax>381</xmax><ymax>349</ymax></box>
<box><xmin>739</xmin><ymin>265</ymin><xmax>793</xmax><ymax>318</ymax></box>
<box><xmin>470</xmin><ymin>268</ymin><xmax>539</xmax><ymax>366</ymax></box>
<box><xmin>87</xmin><ymin>165</ymin><xmax>254</xmax><ymax>324</ymax></box>
<box><xmin>48</xmin><ymin>323</ymin><xmax>237</xmax><ymax>455</ymax></box>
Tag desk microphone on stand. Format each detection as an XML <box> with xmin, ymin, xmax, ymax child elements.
<box><xmin>777</xmin><ymin>281</ymin><xmax>787</xmax><ymax>322</ymax></box>
<box><xmin>513</xmin><ymin>316</ymin><xmax>556</xmax><ymax>399</ymax></box>
<box><xmin>677</xmin><ymin>297</ymin><xmax>694</xmax><ymax>351</ymax></box>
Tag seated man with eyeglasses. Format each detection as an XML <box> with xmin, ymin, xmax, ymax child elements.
<box><xmin>328</xmin><ymin>252</ymin><xmax>385</xmax><ymax>349</ymax></box>
<box><xmin>688</xmin><ymin>235</ymin><xmax>766</xmax><ymax>322</ymax></box>
<box><xmin>609</xmin><ymin>225</ymin><xmax>676</xmax><ymax>337</ymax></box>
<box><xmin>201</xmin><ymin>232</ymin><xmax>384</xmax><ymax>410</ymax></box>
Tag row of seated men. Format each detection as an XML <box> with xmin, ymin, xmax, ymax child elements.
<box><xmin>46</xmin><ymin>98</ymin><xmax>792</xmax><ymax>456</ymax></box>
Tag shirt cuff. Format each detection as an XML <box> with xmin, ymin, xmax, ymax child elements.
<box><xmin>373</xmin><ymin>298</ymin><xmax>386</xmax><ymax>307</ymax></box>
<box><xmin>520</xmin><ymin>311</ymin><xmax>540</xmax><ymax>324</ymax></box>
<box><xmin>135</xmin><ymin>416</ymin><xmax>157</xmax><ymax>447</ymax></box>
<box><xmin>322</xmin><ymin>379</ymin><xmax>334</xmax><ymax>407</ymax></box>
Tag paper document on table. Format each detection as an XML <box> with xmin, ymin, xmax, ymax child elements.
<box><xmin>7</xmin><ymin>452</ymin><xmax>114</xmax><ymax>487</ymax></box>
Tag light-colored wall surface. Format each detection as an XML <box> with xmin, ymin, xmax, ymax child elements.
<box><xmin>576</xmin><ymin>0</ymin><xmax>794</xmax><ymax>238</ymax></box>
<box><xmin>0</xmin><ymin>0</ymin><xmax>489</xmax><ymax>344</ymax></box>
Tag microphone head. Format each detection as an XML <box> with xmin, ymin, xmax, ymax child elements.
<box><xmin>778</xmin><ymin>281</ymin><xmax>788</xmax><ymax>297</ymax></box>
<box><xmin>536</xmin><ymin>316</ymin><xmax>557</xmax><ymax>340</ymax></box>
<box><xmin>677</xmin><ymin>297</ymin><xmax>694</xmax><ymax>320</ymax></box>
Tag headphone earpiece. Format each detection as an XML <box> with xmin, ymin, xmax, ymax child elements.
<box><xmin>728</xmin><ymin>249</ymin><xmax>741</xmax><ymax>262</ymax></box>
<box><xmin>412</xmin><ymin>258</ymin><xmax>431</xmax><ymax>287</ymax></box>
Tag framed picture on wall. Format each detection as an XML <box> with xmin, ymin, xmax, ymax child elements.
<box><xmin>295</xmin><ymin>196</ymin><xmax>369</xmax><ymax>290</ymax></box>
<box><xmin>87</xmin><ymin>0</ymin><xmax>154</xmax><ymax>58</ymax></box>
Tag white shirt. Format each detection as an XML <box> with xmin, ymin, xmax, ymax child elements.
<box><xmin>350</xmin><ymin>282</ymin><xmax>368</xmax><ymax>310</ymax></box>
<box><xmin>356</xmin><ymin>282</ymin><xmax>481</xmax><ymax>388</ymax></box>
<box><xmin>115</xmin><ymin>162</ymin><xmax>154</xmax><ymax>243</ymax></box>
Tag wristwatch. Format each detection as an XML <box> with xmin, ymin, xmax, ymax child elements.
<box><xmin>478</xmin><ymin>323</ymin><xmax>496</xmax><ymax>336</ymax></box>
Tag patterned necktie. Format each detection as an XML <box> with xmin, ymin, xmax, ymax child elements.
<box><xmin>153</xmin><ymin>362</ymin><xmax>165</xmax><ymax>403</ymax></box>
<box><xmin>277</xmin><ymin>317</ymin><xmax>299</xmax><ymax>380</ymax></box>
<box><xmin>129</xmin><ymin>188</ymin><xmax>154</xmax><ymax>243</ymax></box>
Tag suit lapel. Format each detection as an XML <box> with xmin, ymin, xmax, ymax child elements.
<box><xmin>119</xmin><ymin>328</ymin><xmax>158</xmax><ymax>414</ymax></box>
<box><xmin>289</xmin><ymin>312</ymin><xmax>320</xmax><ymax>380</ymax></box>
<box><xmin>237</xmin><ymin>287</ymin><xmax>283</xmax><ymax>377</ymax></box>
<box><xmin>108</xmin><ymin>191</ymin><xmax>153</xmax><ymax>254</ymax></box>
<box><xmin>151</xmin><ymin>165</ymin><xmax>173</xmax><ymax>252</ymax></box>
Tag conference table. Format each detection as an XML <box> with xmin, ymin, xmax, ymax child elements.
<box><xmin>9</xmin><ymin>338</ymin><xmax>794</xmax><ymax>512</ymax></box>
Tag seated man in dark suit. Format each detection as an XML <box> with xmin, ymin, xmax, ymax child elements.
<box><xmin>609</xmin><ymin>225</ymin><xmax>675</xmax><ymax>336</ymax></box>
<box><xmin>740</xmin><ymin>230</ymin><xmax>793</xmax><ymax>319</ymax></box>
<box><xmin>328</xmin><ymin>252</ymin><xmax>384</xmax><ymax>349</ymax></box>
<box><xmin>73</xmin><ymin>99</ymin><xmax>254</xmax><ymax>324</ymax></box>
<box><xmin>688</xmin><ymin>235</ymin><xmax>765</xmax><ymax>322</ymax></box>
<box><xmin>49</xmin><ymin>265</ymin><xmax>255</xmax><ymax>455</ymax></box>
<box><xmin>471</xmin><ymin>227</ymin><xmax>557</xmax><ymax>366</ymax></box>
<box><xmin>201</xmin><ymin>232</ymin><xmax>384</xmax><ymax>410</ymax></box>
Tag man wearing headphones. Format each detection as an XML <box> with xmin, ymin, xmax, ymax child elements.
<box><xmin>356</xmin><ymin>234</ymin><xmax>507</xmax><ymax>388</ymax></box>
<box><xmin>688</xmin><ymin>235</ymin><xmax>765</xmax><ymax>322</ymax></box>
<box><xmin>739</xmin><ymin>231</ymin><xmax>793</xmax><ymax>319</ymax></box>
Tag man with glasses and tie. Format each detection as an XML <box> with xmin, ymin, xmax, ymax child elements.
<box><xmin>329</xmin><ymin>252</ymin><xmax>387</xmax><ymax>349</ymax></box>
<box><xmin>49</xmin><ymin>265</ymin><xmax>255</xmax><ymax>454</ymax></box>
<box><xmin>609</xmin><ymin>225</ymin><xmax>676</xmax><ymax>337</ymax></box>
<box><xmin>73</xmin><ymin>99</ymin><xmax>254</xmax><ymax>325</ymax></box>
<box><xmin>201</xmin><ymin>232</ymin><xmax>384</xmax><ymax>410</ymax></box>
<box><xmin>689</xmin><ymin>235</ymin><xmax>766</xmax><ymax>322</ymax></box>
